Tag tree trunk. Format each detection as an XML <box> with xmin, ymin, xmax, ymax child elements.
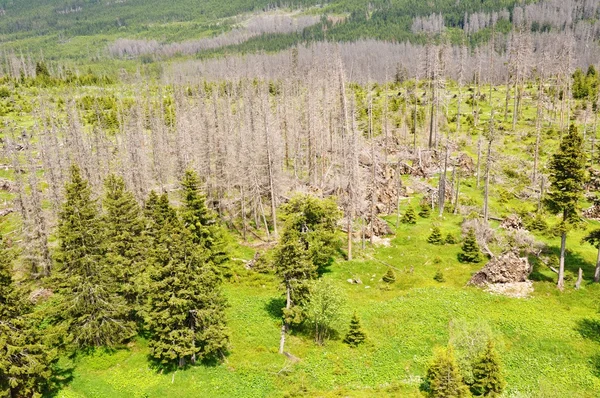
<box><xmin>483</xmin><ymin>138</ymin><xmax>492</xmax><ymax>222</ymax></box>
<box><xmin>575</xmin><ymin>268</ymin><xmax>583</xmax><ymax>289</ymax></box>
<box><xmin>558</xmin><ymin>231</ymin><xmax>566</xmax><ymax>290</ymax></box>
<box><xmin>279</xmin><ymin>284</ymin><xmax>291</xmax><ymax>354</ymax></box>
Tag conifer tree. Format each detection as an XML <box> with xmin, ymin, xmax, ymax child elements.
<box><xmin>544</xmin><ymin>124</ymin><xmax>587</xmax><ymax>289</ymax></box>
<box><xmin>424</xmin><ymin>346</ymin><xmax>469</xmax><ymax>398</ymax></box>
<box><xmin>419</xmin><ymin>205</ymin><xmax>431</xmax><ymax>218</ymax></box>
<box><xmin>145</xmin><ymin>193</ymin><xmax>229</xmax><ymax>368</ymax></box>
<box><xmin>470</xmin><ymin>340</ymin><xmax>505</xmax><ymax>397</ymax></box>
<box><xmin>445</xmin><ymin>233</ymin><xmax>457</xmax><ymax>244</ymax></box>
<box><xmin>382</xmin><ymin>268</ymin><xmax>396</xmax><ymax>283</ymax></box>
<box><xmin>279</xmin><ymin>194</ymin><xmax>342</xmax><ymax>273</ymax></box>
<box><xmin>53</xmin><ymin>165</ymin><xmax>134</xmax><ymax>348</ymax></box>
<box><xmin>101</xmin><ymin>174</ymin><xmax>147</xmax><ymax>311</ymax></box>
<box><xmin>0</xmin><ymin>236</ymin><xmax>55</xmax><ymax>396</ymax></box>
<box><xmin>401</xmin><ymin>206</ymin><xmax>417</xmax><ymax>224</ymax></box>
<box><xmin>583</xmin><ymin>229</ymin><xmax>600</xmax><ymax>282</ymax></box>
<box><xmin>428</xmin><ymin>226</ymin><xmax>444</xmax><ymax>245</ymax></box>
<box><xmin>180</xmin><ymin>170</ymin><xmax>229</xmax><ymax>269</ymax></box>
<box><xmin>343</xmin><ymin>313</ymin><xmax>367</xmax><ymax>347</ymax></box>
<box><xmin>459</xmin><ymin>228</ymin><xmax>483</xmax><ymax>263</ymax></box>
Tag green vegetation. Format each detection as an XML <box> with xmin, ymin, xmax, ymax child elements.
<box><xmin>343</xmin><ymin>313</ymin><xmax>367</xmax><ymax>347</ymax></box>
<box><xmin>459</xmin><ymin>228</ymin><xmax>483</xmax><ymax>264</ymax></box>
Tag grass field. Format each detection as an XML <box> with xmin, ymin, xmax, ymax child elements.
<box><xmin>52</xmin><ymin>210</ymin><xmax>600</xmax><ymax>397</ymax></box>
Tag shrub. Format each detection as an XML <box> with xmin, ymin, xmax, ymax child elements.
<box><xmin>434</xmin><ymin>270</ymin><xmax>445</xmax><ymax>282</ymax></box>
<box><xmin>382</xmin><ymin>268</ymin><xmax>396</xmax><ymax>283</ymax></box>
<box><xmin>419</xmin><ymin>205</ymin><xmax>431</xmax><ymax>218</ymax></box>
<box><xmin>445</xmin><ymin>233</ymin><xmax>457</xmax><ymax>244</ymax></box>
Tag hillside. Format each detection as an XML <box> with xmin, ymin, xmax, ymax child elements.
<box><xmin>3</xmin><ymin>0</ymin><xmax>600</xmax><ymax>397</ymax></box>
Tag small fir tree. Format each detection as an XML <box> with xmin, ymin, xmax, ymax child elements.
<box><xmin>0</xmin><ymin>236</ymin><xmax>55</xmax><ymax>397</ymax></box>
<box><xmin>419</xmin><ymin>205</ymin><xmax>431</xmax><ymax>218</ymax></box>
<box><xmin>470</xmin><ymin>340</ymin><xmax>506</xmax><ymax>397</ymax></box>
<box><xmin>424</xmin><ymin>346</ymin><xmax>469</xmax><ymax>398</ymax></box>
<box><xmin>428</xmin><ymin>226</ymin><xmax>444</xmax><ymax>245</ymax></box>
<box><xmin>434</xmin><ymin>270</ymin><xmax>445</xmax><ymax>283</ymax></box>
<box><xmin>145</xmin><ymin>193</ymin><xmax>229</xmax><ymax>368</ymax></box>
<box><xmin>401</xmin><ymin>206</ymin><xmax>417</xmax><ymax>224</ymax></box>
<box><xmin>459</xmin><ymin>228</ymin><xmax>483</xmax><ymax>263</ymax></box>
<box><xmin>382</xmin><ymin>268</ymin><xmax>396</xmax><ymax>283</ymax></box>
<box><xmin>445</xmin><ymin>233</ymin><xmax>457</xmax><ymax>244</ymax></box>
<box><xmin>53</xmin><ymin>165</ymin><xmax>134</xmax><ymax>348</ymax></box>
<box><xmin>343</xmin><ymin>313</ymin><xmax>367</xmax><ymax>347</ymax></box>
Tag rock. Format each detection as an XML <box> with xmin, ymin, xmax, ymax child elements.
<box><xmin>485</xmin><ymin>280</ymin><xmax>533</xmax><ymax>298</ymax></box>
<box><xmin>29</xmin><ymin>288</ymin><xmax>53</xmax><ymax>304</ymax></box>
<box><xmin>347</xmin><ymin>278</ymin><xmax>362</xmax><ymax>284</ymax></box>
<box><xmin>468</xmin><ymin>251</ymin><xmax>531</xmax><ymax>286</ymax></box>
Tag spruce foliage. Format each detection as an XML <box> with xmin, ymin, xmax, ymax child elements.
<box><xmin>101</xmin><ymin>174</ymin><xmax>147</xmax><ymax>310</ymax></box>
<box><xmin>470</xmin><ymin>340</ymin><xmax>505</xmax><ymax>397</ymax></box>
<box><xmin>424</xmin><ymin>346</ymin><xmax>469</xmax><ymax>398</ymax></box>
<box><xmin>145</xmin><ymin>192</ymin><xmax>229</xmax><ymax>368</ymax></box>
<box><xmin>0</xmin><ymin>236</ymin><xmax>55</xmax><ymax>397</ymax></box>
<box><xmin>419</xmin><ymin>205</ymin><xmax>431</xmax><ymax>218</ymax></box>
<box><xmin>401</xmin><ymin>206</ymin><xmax>417</xmax><ymax>224</ymax></box>
<box><xmin>459</xmin><ymin>228</ymin><xmax>483</xmax><ymax>263</ymax></box>
<box><xmin>274</xmin><ymin>228</ymin><xmax>317</xmax><ymax>326</ymax></box>
<box><xmin>279</xmin><ymin>194</ymin><xmax>341</xmax><ymax>273</ymax></box>
<box><xmin>445</xmin><ymin>233</ymin><xmax>457</xmax><ymax>244</ymax></box>
<box><xmin>180</xmin><ymin>169</ymin><xmax>228</xmax><ymax>269</ymax></box>
<box><xmin>544</xmin><ymin>124</ymin><xmax>587</xmax><ymax>224</ymax></box>
<box><xmin>53</xmin><ymin>165</ymin><xmax>134</xmax><ymax>348</ymax></box>
<box><xmin>428</xmin><ymin>226</ymin><xmax>444</xmax><ymax>245</ymax></box>
<box><xmin>382</xmin><ymin>268</ymin><xmax>396</xmax><ymax>283</ymax></box>
<box><xmin>343</xmin><ymin>313</ymin><xmax>367</xmax><ymax>347</ymax></box>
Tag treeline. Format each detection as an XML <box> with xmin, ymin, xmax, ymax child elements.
<box><xmin>1</xmin><ymin>166</ymin><xmax>229</xmax><ymax>395</ymax></box>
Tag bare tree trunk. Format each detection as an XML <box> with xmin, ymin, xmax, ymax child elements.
<box><xmin>575</xmin><ymin>268</ymin><xmax>583</xmax><ymax>289</ymax></box>
<box><xmin>279</xmin><ymin>284</ymin><xmax>291</xmax><ymax>354</ymax></box>
<box><xmin>532</xmin><ymin>79</ymin><xmax>543</xmax><ymax>184</ymax></box>
<box><xmin>558</xmin><ymin>230</ymin><xmax>566</xmax><ymax>290</ymax></box>
<box><xmin>438</xmin><ymin>143</ymin><xmax>449</xmax><ymax>217</ymax></box>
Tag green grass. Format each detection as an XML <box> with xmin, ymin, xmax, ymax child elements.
<box><xmin>54</xmin><ymin>215</ymin><xmax>600</xmax><ymax>397</ymax></box>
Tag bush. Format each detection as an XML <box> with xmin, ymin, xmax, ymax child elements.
<box><xmin>382</xmin><ymin>268</ymin><xmax>396</xmax><ymax>283</ymax></box>
<box><xmin>434</xmin><ymin>270</ymin><xmax>445</xmax><ymax>283</ymax></box>
<box><xmin>445</xmin><ymin>233</ymin><xmax>457</xmax><ymax>244</ymax></box>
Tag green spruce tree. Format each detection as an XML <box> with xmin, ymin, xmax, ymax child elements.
<box><xmin>180</xmin><ymin>169</ymin><xmax>229</xmax><ymax>269</ymax></box>
<box><xmin>424</xmin><ymin>346</ymin><xmax>469</xmax><ymax>398</ymax></box>
<box><xmin>428</xmin><ymin>226</ymin><xmax>444</xmax><ymax>245</ymax></box>
<box><xmin>459</xmin><ymin>228</ymin><xmax>483</xmax><ymax>263</ymax></box>
<box><xmin>419</xmin><ymin>205</ymin><xmax>431</xmax><ymax>218</ymax></box>
<box><xmin>343</xmin><ymin>313</ymin><xmax>367</xmax><ymax>347</ymax></box>
<box><xmin>401</xmin><ymin>206</ymin><xmax>417</xmax><ymax>224</ymax></box>
<box><xmin>101</xmin><ymin>174</ymin><xmax>147</xmax><ymax>312</ymax></box>
<box><xmin>583</xmin><ymin>229</ymin><xmax>600</xmax><ymax>282</ymax></box>
<box><xmin>445</xmin><ymin>233</ymin><xmax>457</xmax><ymax>244</ymax></box>
<box><xmin>53</xmin><ymin>165</ymin><xmax>134</xmax><ymax>348</ymax></box>
<box><xmin>382</xmin><ymin>268</ymin><xmax>396</xmax><ymax>283</ymax></box>
<box><xmin>470</xmin><ymin>340</ymin><xmax>506</xmax><ymax>397</ymax></box>
<box><xmin>544</xmin><ymin>124</ymin><xmax>587</xmax><ymax>289</ymax></box>
<box><xmin>0</xmin><ymin>236</ymin><xmax>55</xmax><ymax>397</ymax></box>
<box><xmin>279</xmin><ymin>194</ymin><xmax>342</xmax><ymax>273</ymax></box>
<box><xmin>145</xmin><ymin>193</ymin><xmax>229</xmax><ymax>368</ymax></box>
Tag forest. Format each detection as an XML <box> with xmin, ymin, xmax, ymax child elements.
<box><xmin>3</xmin><ymin>0</ymin><xmax>600</xmax><ymax>397</ymax></box>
